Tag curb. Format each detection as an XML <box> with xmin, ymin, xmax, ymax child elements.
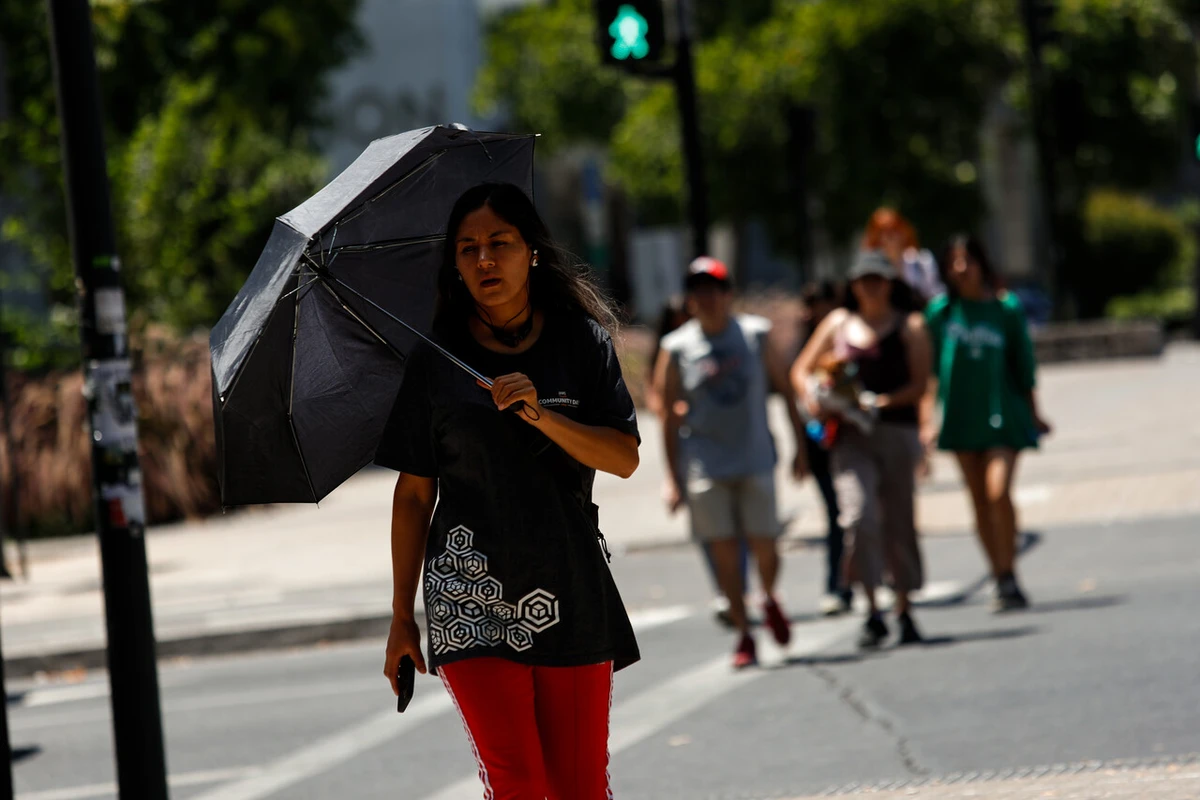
<box><xmin>2</xmin><ymin>611</ymin><xmax>426</xmax><ymax>680</ymax></box>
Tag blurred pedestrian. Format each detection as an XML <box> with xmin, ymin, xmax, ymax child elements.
<box><xmin>923</xmin><ymin>235</ymin><xmax>1052</xmax><ymax>612</ymax></box>
<box><xmin>654</xmin><ymin>257</ymin><xmax>808</xmax><ymax>669</ymax></box>
<box><xmin>792</xmin><ymin>251</ymin><xmax>931</xmax><ymax>649</ymax></box>
<box><xmin>863</xmin><ymin>208</ymin><xmax>944</xmax><ymax>310</ymax></box>
<box><xmin>799</xmin><ymin>281</ymin><xmax>852</xmax><ymax>615</ymax></box>
<box><xmin>648</xmin><ymin>297</ymin><xmax>749</xmax><ymax>628</ymax></box>
<box><xmin>379</xmin><ymin>183</ymin><xmax>641</xmax><ymax>799</ymax></box>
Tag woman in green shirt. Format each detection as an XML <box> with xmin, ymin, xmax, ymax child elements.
<box><xmin>923</xmin><ymin>236</ymin><xmax>1052</xmax><ymax>611</ymax></box>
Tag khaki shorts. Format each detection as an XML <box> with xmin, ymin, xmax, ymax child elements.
<box><xmin>687</xmin><ymin>471</ymin><xmax>780</xmax><ymax>542</ymax></box>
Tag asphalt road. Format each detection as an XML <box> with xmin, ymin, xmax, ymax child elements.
<box><xmin>8</xmin><ymin>512</ymin><xmax>1200</xmax><ymax>800</ymax></box>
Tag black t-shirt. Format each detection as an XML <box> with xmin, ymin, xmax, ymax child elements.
<box><xmin>375</xmin><ymin>311</ymin><xmax>641</xmax><ymax>673</ymax></box>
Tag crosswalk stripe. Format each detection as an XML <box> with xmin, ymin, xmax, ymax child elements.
<box><xmin>419</xmin><ymin>618</ymin><xmax>856</xmax><ymax>800</ymax></box>
<box><xmin>185</xmin><ymin>603</ymin><xmax>698</xmax><ymax>800</ymax></box>
<box><xmin>189</xmin><ymin>692</ymin><xmax>455</xmax><ymax>800</ymax></box>
<box><xmin>17</xmin><ymin>767</ymin><xmax>260</xmax><ymax>800</ymax></box>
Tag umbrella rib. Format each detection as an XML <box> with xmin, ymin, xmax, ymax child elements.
<box><xmin>316</xmin><ymin>279</ymin><xmax>406</xmax><ymax>363</ymax></box>
<box><xmin>216</xmin><ymin>263</ymin><xmax>305</xmax><ymax>410</ymax></box>
<box><xmin>312</xmin><ymin>233</ymin><xmax>446</xmax><ymax>262</ymax></box>
<box><xmin>330</xmin><ymin>150</ymin><xmax>446</xmax><ymax>231</ymax></box>
<box><xmin>278</xmin><ymin>271</ymin><xmax>322</xmax><ymax>304</ymax></box>
<box><xmin>302</xmin><ymin>254</ymin><xmax>491</xmax><ymax>385</ymax></box>
<box><xmin>288</xmin><ymin>267</ymin><xmax>320</xmax><ymax>504</ymax></box>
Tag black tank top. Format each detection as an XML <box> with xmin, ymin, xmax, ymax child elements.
<box><xmin>849</xmin><ymin>325</ymin><xmax>918</xmax><ymax>425</ymax></box>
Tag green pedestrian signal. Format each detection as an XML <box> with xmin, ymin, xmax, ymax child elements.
<box><xmin>609</xmin><ymin>5</ymin><xmax>650</xmax><ymax>60</ymax></box>
<box><xmin>595</xmin><ymin>0</ymin><xmax>665</xmax><ymax>68</ymax></box>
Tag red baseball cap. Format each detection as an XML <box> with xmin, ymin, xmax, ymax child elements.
<box><xmin>685</xmin><ymin>256</ymin><xmax>731</xmax><ymax>289</ymax></box>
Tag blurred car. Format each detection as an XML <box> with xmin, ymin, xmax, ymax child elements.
<box><xmin>1006</xmin><ymin>281</ymin><xmax>1052</xmax><ymax>328</ymax></box>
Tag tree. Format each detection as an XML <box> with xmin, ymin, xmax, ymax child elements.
<box><xmin>0</xmin><ymin>1</ymin><xmax>362</xmax><ymax>366</ymax></box>
<box><xmin>1035</xmin><ymin>0</ymin><xmax>1193</xmax><ymax>316</ymax></box>
<box><xmin>1047</xmin><ymin>0</ymin><xmax>1191</xmax><ymax>203</ymax></box>
<box><xmin>478</xmin><ymin>0</ymin><xmax>1197</xmax><ymax>303</ymax></box>
<box><xmin>480</xmin><ymin>0</ymin><xmax>1007</xmax><ymax>256</ymax></box>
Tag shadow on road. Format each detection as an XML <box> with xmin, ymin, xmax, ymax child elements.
<box><xmin>917</xmin><ymin>625</ymin><xmax>1040</xmax><ymax>647</ymax></box>
<box><xmin>782</xmin><ymin>652</ymin><xmax>866</xmax><ymax>667</ymax></box>
<box><xmin>1016</xmin><ymin>594</ymin><xmax>1126</xmax><ymax>614</ymax></box>
<box><xmin>12</xmin><ymin>745</ymin><xmax>41</xmax><ymax>763</ymax></box>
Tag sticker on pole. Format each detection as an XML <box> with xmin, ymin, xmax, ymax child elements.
<box><xmin>95</xmin><ymin>288</ymin><xmax>127</xmax><ymax>336</ymax></box>
<box><xmin>87</xmin><ymin>359</ymin><xmax>138</xmax><ymax>449</ymax></box>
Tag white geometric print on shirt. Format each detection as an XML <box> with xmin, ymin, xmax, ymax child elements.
<box><xmin>424</xmin><ymin>525</ymin><xmax>561</xmax><ymax>655</ymax></box>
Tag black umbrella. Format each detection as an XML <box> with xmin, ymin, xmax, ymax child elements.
<box><xmin>210</xmin><ymin>125</ymin><xmax>536</xmax><ymax>507</ymax></box>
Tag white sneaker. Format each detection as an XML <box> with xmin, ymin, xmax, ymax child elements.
<box><xmin>819</xmin><ymin>593</ymin><xmax>847</xmax><ymax>616</ymax></box>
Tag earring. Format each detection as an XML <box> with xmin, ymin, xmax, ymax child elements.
<box><xmin>531</xmin><ymin>249</ymin><xmax>539</xmax><ymax>268</ymax></box>
<box><xmin>456</xmin><ymin>273</ymin><xmax>464</xmax><ymax>282</ymax></box>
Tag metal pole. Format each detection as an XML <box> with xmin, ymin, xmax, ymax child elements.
<box><xmin>44</xmin><ymin>2</ymin><xmax>170</xmax><ymax>797</ymax></box>
<box><xmin>0</xmin><ymin>304</ymin><xmax>14</xmax><ymax>800</ymax></box>
<box><xmin>0</xmin><ymin>597</ymin><xmax>11</xmax><ymax>800</ymax></box>
<box><xmin>672</xmin><ymin>0</ymin><xmax>710</xmax><ymax>259</ymax></box>
<box><xmin>1019</xmin><ymin>0</ymin><xmax>1068</xmax><ymax>317</ymax></box>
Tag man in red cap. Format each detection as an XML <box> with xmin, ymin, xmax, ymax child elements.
<box><xmin>653</xmin><ymin>256</ymin><xmax>808</xmax><ymax>668</ymax></box>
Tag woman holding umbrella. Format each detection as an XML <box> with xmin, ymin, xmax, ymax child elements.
<box><xmin>377</xmin><ymin>183</ymin><xmax>641</xmax><ymax>799</ymax></box>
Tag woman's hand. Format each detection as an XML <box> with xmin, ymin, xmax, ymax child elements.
<box><xmin>479</xmin><ymin>373</ymin><xmax>539</xmax><ymax>418</ymax></box>
<box><xmin>791</xmin><ymin>451</ymin><xmax>810</xmax><ymax>481</ymax></box>
<box><xmin>663</xmin><ymin>478</ymin><xmax>686</xmax><ymax>514</ymax></box>
<box><xmin>920</xmin><ymin>422</ymin><xmax>939</xmax><ymax>452</ymax></box>
<box><xmin>384</xmin><ymin>613</ymin><xmax>427</xmax><ymax>695</ymax></box>
<box><xmin>1034</xmin><ymin>414</ymin><xmax>1053</xmax><ymax>438</ymax></box>
<box><xmin>802</xmin><ymin>394</ymin><xmax>823</xmax><ymax>421</ymax></box>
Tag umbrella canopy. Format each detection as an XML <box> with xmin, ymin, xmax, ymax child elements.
<box><xmin>211</xmin><ymin>125</ymin><xmax>536</xmax><ymax>506</ymax></box>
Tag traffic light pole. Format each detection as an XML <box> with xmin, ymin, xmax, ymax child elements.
<box><xmin>45</xmin><ymin>2</ymin><xmax>170</xmax><ymax>797</ymax></box>
<box><xmin>671</xmin><ymin>0</ymin><xmax>710</xmax><ymax>259</ymax></box>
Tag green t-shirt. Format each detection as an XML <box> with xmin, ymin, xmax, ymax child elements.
<box><xmin>925</xmin><ymin>292</ymin><xmax>1038</xmax><ymax>452</ymax></box>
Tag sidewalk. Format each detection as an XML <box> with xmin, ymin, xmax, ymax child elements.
<box><xmin>3</xmin><ymin>344</ymin><xmax>1200</xmax><ymax>677</ymax></box>
<box><xmin>790</xmin><ymin>757</ymin><xmax>1200</xmax><ymax>798</ymax></box>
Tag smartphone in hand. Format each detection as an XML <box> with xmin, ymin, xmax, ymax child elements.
<box><xmin>396</xmin><ymin>655</ymin><xmax>415</xmax><ymax>713</ymax></box>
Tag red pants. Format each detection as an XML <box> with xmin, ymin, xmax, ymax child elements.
<box><xmin>439</xmin><ymin>658</ymin><xmax>614</xmax><ymax>800</ymax></box>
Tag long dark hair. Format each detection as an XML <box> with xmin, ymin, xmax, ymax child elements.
<box><xmin>843</xmin><ymin>277</ymin><xmax>916</xmax><ymax>314</ymax></box>
<box><xmin>648</xmin><ymin>297</ymin><xmax>690</xmax><ymax>379</ymax></box>
<box><xmin>939</xmin><ymin>234</ymin><xmax>1000</xmax><ymax>300</ymax></box>
<box><xmin>435</xmin><ymin>183</ymin><xmax>617</xmax><ymax>334</ymax></box>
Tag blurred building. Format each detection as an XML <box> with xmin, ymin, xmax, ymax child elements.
<box><xmin>319</xmin><ymin>0</ymin><xmax>489</xmax><ymax>175</ymax></box>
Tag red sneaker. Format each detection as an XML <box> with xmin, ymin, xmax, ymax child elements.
<box><xmin>763</xmin><ymin>597</ymin><xmax>792</xmax><ymax>646</ymax></box>
<box><xmin>732</xmin><ymin>632</ymin><xmax>757</xmax><ymax>669</ymax></box>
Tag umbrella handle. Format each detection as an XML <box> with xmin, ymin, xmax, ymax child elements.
<box><xmin>477</xmin><ymin>375</ymin><xmax>527</xmax><ymax>416</ymax></box>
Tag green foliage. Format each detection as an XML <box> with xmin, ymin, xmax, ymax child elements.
<box><xmin>112</xmin><ymin>78</ymin><xmax>328</xmax><ymax>331</ymax></box>
<box><xmin>479</xmin><ymin>0</ymin><xmax>1005</xmax><ymax>247</ymax></box>
<box><xmin>1081</xmin><ymin>189</ymin><xmax>1193</xmax><ymax>317</ymax></box>
<box><xmin>477</xmin><ymin>0</ymin><xmax>1198</xmax><ymax>282</ymax></box>
<box><xmin>1046</xmin><ymin>0</ymin><xmax>1192</xmax><ymax>204</ymax></box>
<box><xmin>474</xmin><ymin>0</ymin><xmax>631</xmax><ymax>147</ymax></box>
<box><xmin>1106</xmin><ymin>286</ymin><xmax>1195</xmax><ymax>323</ymax></box>
<box><xmin>767</xmin><ymin>0</ymin><xmax>1006</xmax><ymax>245</ymax></box>
<box><xmin>0</xmin><ymin>1</ymin><xmax>362</xmax><ymax>366</ymax></box>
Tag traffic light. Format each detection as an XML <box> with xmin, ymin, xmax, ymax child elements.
<box><xmin>596</xmin><ymin>0</ymin><xmax>665</xmax><ymax>66</ymax></box>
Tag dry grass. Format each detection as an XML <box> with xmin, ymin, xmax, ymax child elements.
<box><xmin>0</xmin><ymin>325</ymin><xmax>219</xmax><ymax>537</ymax></box>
